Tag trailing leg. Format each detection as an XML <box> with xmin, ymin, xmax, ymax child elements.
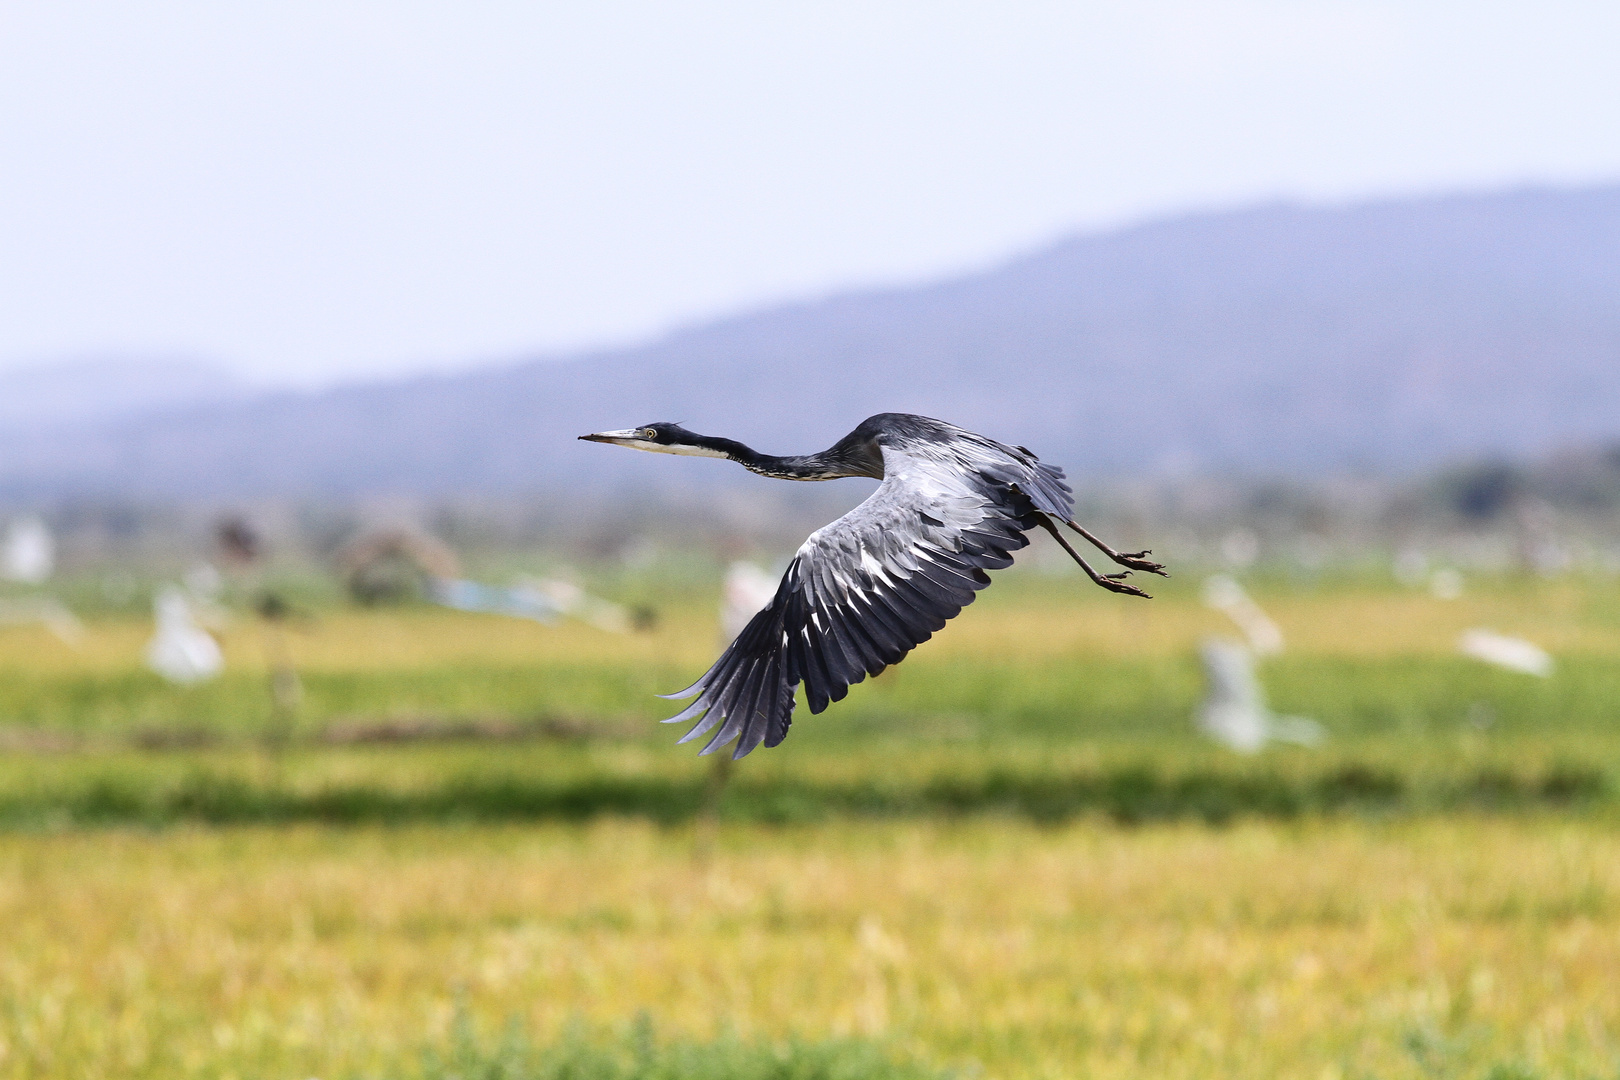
<box><xmin>1038</xmin><ymin>518</ymin><xmax>1153</xmax><ymax>599</ymax></box>
<box><xmin>1064</xmin><ymin>519</ymin><xmax>1168</xmax><ymax>577</ymax></box>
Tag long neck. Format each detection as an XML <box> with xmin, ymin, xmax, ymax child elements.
<box><xmin>695</xmin><ymin>434</ymin><xmax>883</xmax><ymax>482</ymax></box>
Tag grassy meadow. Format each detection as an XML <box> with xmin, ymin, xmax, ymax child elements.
<box><xmin>1</xmin><ymin>560</ymin><xmax>1619</xmax><ymax>1077</ymax></box>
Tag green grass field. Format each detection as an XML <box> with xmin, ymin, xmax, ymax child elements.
<box><xmin>1</xmin><ymin>565</ymin><xmax>1618</xmax><ymax>1078</ymax></box>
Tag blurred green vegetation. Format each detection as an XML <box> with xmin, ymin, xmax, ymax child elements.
<box><xmin>0</xmin><ymin>744</ymin><xmax>1610</xmax><ymax>829</ymax></box>
<box><xmin>416</xmin><ymin>1012</ymin><xmax>952</xmax><ymax>1080</ymax></box>
<box><xmin>2</xmin><ymin>564</ymin><xmax>1618</xmax><ymax>826</ymax></box>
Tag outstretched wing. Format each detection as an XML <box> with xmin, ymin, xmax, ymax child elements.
<box><xmin>662</xmin><ymin>438</ymin><xmax>1072</xmax><ymax>758</ymax></box>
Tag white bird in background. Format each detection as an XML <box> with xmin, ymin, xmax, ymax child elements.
<box><xmin>1458</xmin><ymin>629</ymin><xmax>1554</xmax><ymax>678</ymax></box>
<box><xmin>1197</xmin><ymin>639</ymin><xmax>1324</xmax><ymax>753</ymax></box>
<box><xmin>0</xmin><ymin>516</ymin><xmax>81</xmax><ymax>645</ymax></box>
<box><xmin>1195</xmin><ymin>574</ymin><xmax>1319</xmax><ymax>752</ymax></box>
<box><xmin>146</xmin><ymin>586</ymin><xmax>224</xmax><ymax>685</ymax></box>
<box><xmin>720</xmin><ymin>561</ymin><xmax>778</xmax><ymax>642</ymax></box>
<box><xmin>1201</xmin><ymin>574</ymin><xmax>1284</xmax><ymax>656</ymax></box>
<box><xmin>1</xmin><ymin>516</ymin><xmax>54</xmax><ymax>584</ymax></box>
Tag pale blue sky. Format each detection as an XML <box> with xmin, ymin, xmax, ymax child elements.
<box><xmin>2</xmin><ymin>1</ymin><xmax>1617</xmax><ymax>386</ymax></box>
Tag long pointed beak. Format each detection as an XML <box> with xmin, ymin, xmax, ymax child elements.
<box><xmin>579</xmin><ymin>429</ymin><xmax>644</xmax><ymax>446</ymax></box>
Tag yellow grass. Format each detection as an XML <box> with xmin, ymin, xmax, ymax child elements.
<box><xmin>2</xmin><ymin>817</ymin><xmax>1617</xmax><ymax>1079</ymax></box>
<box><xmin>0</xmin><ymin>608</ymin><xmax>715</xmax><ymax>678</ymax></box>
<box><xmin>945</xmin><ymin>576</ymin><xmax>1620</xmax><ymax>661</ymax></box>
<box><xmin>1</xmin><ymin>573</ymin><xmax>1612</xmax><ymax>682</ymax></box>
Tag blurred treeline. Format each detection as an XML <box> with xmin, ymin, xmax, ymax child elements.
<box><xmin>7</xmin><ymin>443</ymin><xmax>1620</xmax><ymax>604</ymax></box>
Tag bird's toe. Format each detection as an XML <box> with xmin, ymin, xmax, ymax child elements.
<box><xmin>1097</xmin><ymin>576</ymin><xmax>1153</xmax><ymax>599</ymax></box>
<box><xmin>1119</xmin><ymin>550</ymin><xmax>1170</xmax><ymax>576</ymax></box>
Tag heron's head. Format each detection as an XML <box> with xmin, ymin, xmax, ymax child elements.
<box><xmin>578</xmin><ymin>422</ymin><xmax>728</xmax><ymax>458</ymax></box>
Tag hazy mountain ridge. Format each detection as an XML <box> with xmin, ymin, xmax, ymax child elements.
<box><xmin>0</xmin><ymin>357</ymin><xmax>248</xmax><ymax>436</ymax></box>
<box><xmin>3</xmin><ymin>184</ymin><xmax>1618</xmax><ymax>500</ymax></box>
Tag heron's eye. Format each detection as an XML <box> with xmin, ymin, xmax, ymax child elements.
<box><xmin>642</xmin><ymin>428</ymin><xmax>658</xmax><ymax>439</ymax></box>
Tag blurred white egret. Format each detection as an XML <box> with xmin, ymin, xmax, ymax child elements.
<box><xmin>1458</xmin><ymin>629</ymin><xmax>1553</xmax><ymax>677</ymax></box>
<box><xmin>1197</xmin><ymin>639</ymin><xmax>1323</xmax><ymax>753</ymax></box>
<box><xmin>1201</xmin><ymin>574</ymin><xmax>1284</xmax><ymax>656</ymax></box>
<box><xmin>1</xmin><ymin>517</ymin><xmax>54</xmax><ymax>583</ymax></box>
<box><xmin>146</xmin><ymin>586</ymin><xmax>224</xmax><ymax>684</ymax></box>
<box><xmin>720</xmin><ymin>561</ymin><xmax>778</xmax><ymax>642</ymax></box>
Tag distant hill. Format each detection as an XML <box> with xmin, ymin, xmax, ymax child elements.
<box><xmin>0</xmin><ymin>357</ymin><xmax>246</xmax><ymax>436</ymax></box>
<box><xmin>3</xmin><ymin>184</ymin><xmax>1618</xmax><ymax>500</ymax></box>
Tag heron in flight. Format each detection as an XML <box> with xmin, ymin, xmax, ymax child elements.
<box><xmin>580</xmin><ymin>413</ymin><xmax>1167</xmax><ymax>758</ymax></box>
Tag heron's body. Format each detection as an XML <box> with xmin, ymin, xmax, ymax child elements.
<box><xmin>580</xmin><ymin>413</ymin><xmax>1165</xmax><ymax>758</ymax></box>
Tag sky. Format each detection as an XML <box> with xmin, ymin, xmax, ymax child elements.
<box><xmin>2</xmin><ymin>1</ymin><xmax>1617</xmax><ymax>388</ymax></box>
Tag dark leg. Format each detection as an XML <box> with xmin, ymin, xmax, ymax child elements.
<box><xmin>1065</xmin><ymin>520</ymin><xmax>1169</xmax><ymax>577</ymax></box>
<box><xmin>1038</xmin><ymin>519</ymin><xmax>1153</xmax><ymax>598</ymax></box>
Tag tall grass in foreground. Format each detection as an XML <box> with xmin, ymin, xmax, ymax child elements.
<box><xmin>4</xmin><ymin>820</ymin><xmax>1619</xmax><ymax>1080</ymax></box>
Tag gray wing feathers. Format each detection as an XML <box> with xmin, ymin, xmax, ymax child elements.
<box><xmin>662</xmin><ymin>438</ymin><xmax>1063</xmax><ymax>758</ymax></box>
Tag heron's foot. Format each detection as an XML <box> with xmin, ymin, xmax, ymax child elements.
<box><xmin>1093</xmin><ymin>575</ymin><xmax>1153</xmax><ymax>599</ymax></box>
<box><xmin>1041</xmin><ymin>517</ymin><xmax>1158</xmax><ymax>599</ymax></box>
<box><xmin>1114</xmin><ymin>550</ymin><xmax>1169</xmax><ymax>577</ymax></box>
